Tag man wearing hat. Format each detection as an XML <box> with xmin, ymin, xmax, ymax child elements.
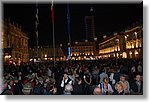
<box><xmin>11</xmin><ymin>77</ymin><xmax>22</xmax><ymax>95</ymax></box>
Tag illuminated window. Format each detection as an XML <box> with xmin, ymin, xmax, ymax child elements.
<box><xmin>136</xmin><ymin>39</ymin><xmax>139</xmax><ymax>48</ymax></box>
<box><xmin>135</xmin><ymin>50</ymin><xmax>138</xmax><ymax>55</ymax></box>
<box><xmin>131</xmin><ymin>42</ymin><xmax>134</xmax><ymax>48</ymax></box>
<box><xmin>129</xmin><ymin>51</ymin><xmax>132</xmax><ymax>58</ymax></box>
<box><xmin>139</xmin><ymin>40</ymin><xmax>142</xmax><ymax>47</ymax></box>
<box><xmin>122</xmin><ymin>52</ymin><xmax>127</xmax><ymax>58</ymax></box>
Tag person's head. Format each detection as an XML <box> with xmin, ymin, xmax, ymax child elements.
<box><xmin>65</xmin><ymin>84</ymin><xmax>73</xmax><ymax>92</ymax></box>
<box><xmin>3</xmin><ymin>80</ymin><xmax>9</xmax><ymax>89</ymax></box>
<box><xmin>14</xmin><ymin>77</ymin><xmax>18</xmax><ymax>83</ymax></box>
<box><xmin>22</xmin><ymin>82</ymin><xmax>32</xmax><ymax>95</ymax></box>
<box><xmin>18</xmin><ymin>72</ymin><xmax>22</xmax><ymax>76</ymax></box>
<box><xmin>63</xmin><ymin>72</ymin><xmax>68</xmax><ymax>79</ymax></box>
<box><xmin>103</xmin><ymin>77</ymin><xmax>109</xmax><ymax>84</ymax></box>
<box><xmin>120</xmin><ymin>74</ymin><xmax>126</xmax><ymax>82</ymax></box>
<box><xmin>93</xmin><ymin>87</ymin><xmax>102</xmax><ymax>95</ymax></box>
<box><xmin>135</xmin><ymin>74</ymin><xmax>142</xmax><ymax>82</ymax></box>
<box><xmin>38</xmin><ymin>77</ymin><xmax>44</xmax><ymax>84</ymax></box>
<box><xmin>115</xmin><ymin>82</ymin><xmax>124</xmax><ymax>92</ymax></box>
<box><xmin>46</xmin><ymin>83</ymin><xmax>54</xmax><ymax>91</ymax></box>
<box><xmin>9</xmin><ymin>80</ymin><xmax>14</xmax><ymax>86</ymax></box>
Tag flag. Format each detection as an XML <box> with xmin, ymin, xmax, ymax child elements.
<box><xmin>51</xmin><ymin>1</ymin><xmax>54</xmax><ymax>24</ymax></box>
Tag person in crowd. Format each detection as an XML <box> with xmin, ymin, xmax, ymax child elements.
<box><xmin>43</xmin><ymin>82</ymin><xmax>57</xmax><ymax>95</ymax></box>
<box><xmin>114</xmin><ymin>68</ymin><xmax>121</xmax><ymax>83</ymax></box>
<box><xmin>109</xmin><ymin>69</ymin><xmax>116</xmax><ymax>89</ymax></box>
<box><xmin>137</xmin><ymin>61</ymin><xmax>143</xmax><ymax>75</ymax></box>
<box><xmin>22</xmin><ymin>82</ymin><xmax>32</xmax><ymax>95</ymax></box>
<box><xmin>113</xmin><ymin>82</ymin><xmax>125</xmax><ymax>95</ymax></box>
<box><xmin>32</xmin><ymin>77</ymin><xmax>44</xmax><ymax>95</ymax></box>
<box><xmin>98</xmin><ymin>77</ymin><xmax>113</xmax><ymax>95</ymax></box>
<box><xmin>60</xmin><ymin>72</ymin><xmax>73</xmax><ymax>94</ymax></box>
<box><xmin>83</xmin><ymin>69</ymin><xmax>92</xmax><ymax>95</ymax></box>
<box><xmin>63</xmin><ymin>84</ymin><xmax>73</xmax><ymax>95</ymax></box>
<box><xmin>11</xmin><ymin>77</ymin><xmax>22</xmax><ymax>95</ymax></box>
<box><xmin>1</xmin><ymin>80</ymin><xmax>13</xmax><ymax>95</ymax></box>
<box><xmin>47</xmin><ymin>67</ymin><xmax>52</xmax><ymax>77</ymax></box>
<box><xmin>92</xmin><ymin>66</ymin><xmax>99</xmax><ymax>85</ymax></box>
<box><xmin>93</xmin><ymin>87</ymin><xmax>102</xmax><ymax>95</ymax></box>
<box><xmin>99</xmin><ymin>68</ymin><xmax>108</xmax><ymax>83</ymax></box>
<box><xmin>130</xmin><ymin>74</ymin><xmax>143</xmax><ymax>95</ymax></box>
<box><xmin>73</xmin><ymin>77</ymin><xmax>84</xmax><ymax>95</ymax></box>
<box><xmin>119</xmin><ymin>74</ymin><xmax>130</xmax><ymax>95</ymax></box>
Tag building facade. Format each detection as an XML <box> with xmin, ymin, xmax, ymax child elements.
<box><xmin>2</xmin><ymin>19</ymin><xmax>29</xmax><ymax>63</ymax></box>
<box><xmin>98</xmin><ymin>25</ymin><xmax>143</xmax><ymax>59</ymax></box>
<box><xmin>70</xmin><ymin>41</ymin><xmax>97</xmax><ymax>60</ymax></box>
<box><xmin>29</xmin><ymin>46</ymin><xmax>66</xmax><ymax>61</ymax></box>
<box><xmin>84</xmin><ymin>16</ymin><xmax>96</xmax><ymax>41</ymax></box>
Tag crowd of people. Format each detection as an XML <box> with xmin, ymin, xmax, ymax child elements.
<box><xmin>1</xmin><ymin>58</ymin><xmax>143</xmax><ymax>95</ymax></box>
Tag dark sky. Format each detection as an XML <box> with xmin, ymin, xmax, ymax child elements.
<box><xmin>3</xmin><ymin>2</ymin><xmax>143</xmax><ymax>48</ymax></box>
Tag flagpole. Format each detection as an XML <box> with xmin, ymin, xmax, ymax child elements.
<box><xmin>51</xmin><ymin>0</ymin><xmax>55</xmax><ymax>66</ymax></box>
<box><xmin>36</xmin><ymin>1</ymin><xmax>39</xmax><ymax>60</ymax></box>
<box><xmin>53</xmin><ymin>19</ymin><xmax>55</xmax><ymax>66</ymax></box>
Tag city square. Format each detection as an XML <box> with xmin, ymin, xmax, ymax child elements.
<box><xmin>1</xmin><ymin>1</ymin><xmax>143</xmax><ymax>95</ymax></box>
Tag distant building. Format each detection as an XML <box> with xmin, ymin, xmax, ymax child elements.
<box><xmin>84</xmin><ymin>16</ymin><xmax>95</xmax><ymax>41</ymax></box>
<box><xmin>98</xmin><ymin>25</ymin><xmax>143</xmax><ymax>59</ymax></box>
<box><xmin>2</xmin><ymin>19</ymin><xmax>29</xmax><ymax>64</ymax></box>
<box><xmin>29</xmin><ymin>46</ymin><xmax>66</xmax><ymax>61</ymax></box>
<box><xmin>70</xmin><ymin>41</ymin><xmax>97</xmax><ymax>60</ymax></box>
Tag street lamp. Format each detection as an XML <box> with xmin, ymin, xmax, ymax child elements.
<box><xmin>134</xmin><ymin>32</ymin><xmax>137</xmax><ymax>39</ymax></box>
<box><xmin>85</xmin><ymin>39</ymin><xmax>88</xmax><ymax>42</ymax></box>
<box><xmin>75</xmin><ymin>41</ymin><xmax>78</xmax><ymax>45</ymax></box>
<box><xmin>60</xmin><ymin>43</ymin><xmax>63</xmax><ymax>47</ymax></box>
<box><xmin>94</xmin><ymin>37</ymin><xmax>97</xmax><ymax>41</ymax></box>
<box><xmin>103</xmin><ymin>35</ymin><xmax>107</xmax><ymax>39</ymax></box>
<box><xmin>67</xmin><ymin>43</ymin><xmax>70</xmax><ymax>46</ymax></box>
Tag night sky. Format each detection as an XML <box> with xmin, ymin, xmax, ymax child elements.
<box><xmin>3</xmin><ymin>2</ymin><xmax>143</xmax><ymax>48</ymax></box>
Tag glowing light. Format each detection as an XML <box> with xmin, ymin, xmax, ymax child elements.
<box><xmin>94</xmin><ymin>37</ymin><xmax>97</xmax><ymax>41</ymax></box>
<box><xmin>125</xmin><ymin>36</ymin><xmax>127</xmax><ymax>39</ymax></box>
<box><xmin>45</xmin><ymin>54</ymin><xmax>47</xmax><ymax>57</ymax></box>
<box><xmin>60</xmin><ymin>44</ymin><xmax>63</xmax><ymax>47</ymax></box>
<box><xmin>123</xmin><ymin>52</ymin><xmax>127</xmax><ymax>58</ymax></box>
<box><xmin>85</xmin><ymin>40</ymin><xmax>88</xmax><ymax>42</ymax></box>
<box><xmin>129</xmin><ymin>51</ymin><xmax>132</xmax><ymax>55</ymax></box>
<box><xmin>30</xmin><ymin>59</ymin><xmax>33</xmax><ymax>61</ymax></box>
<box><xmin>68</xmin><ymin>47</ymin><xmax>71</xmax><ymax>57</ymax></box>
<box><xmin>134</xmin><ymin>32</ymin><xmax>137</xmax><ymax>36</ymax></box>
<box><xmin>135</xmin><ymin>51</ymin><xmax>139</xmax><ymax>55</ymax></box>
<box><xmin>75</xmin><ymin>42</ymin><xmax>78</xmax><ymax>44</ymax></box>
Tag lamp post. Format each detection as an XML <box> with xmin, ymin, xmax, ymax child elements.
<box><xmin>115</xmin><ymin>39</ymin><xmax>119</xmax><ymax>58</ymax></box>
<box><xmin>94</xmin><ymin>37</ymin><xmax>97</xmax><ymax>59</ymax></box>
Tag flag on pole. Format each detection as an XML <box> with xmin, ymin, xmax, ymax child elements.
<box><xmin>51</xmin><ymin>1</ymin><xmax>54</xmax><ymax>24</ymax></box>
